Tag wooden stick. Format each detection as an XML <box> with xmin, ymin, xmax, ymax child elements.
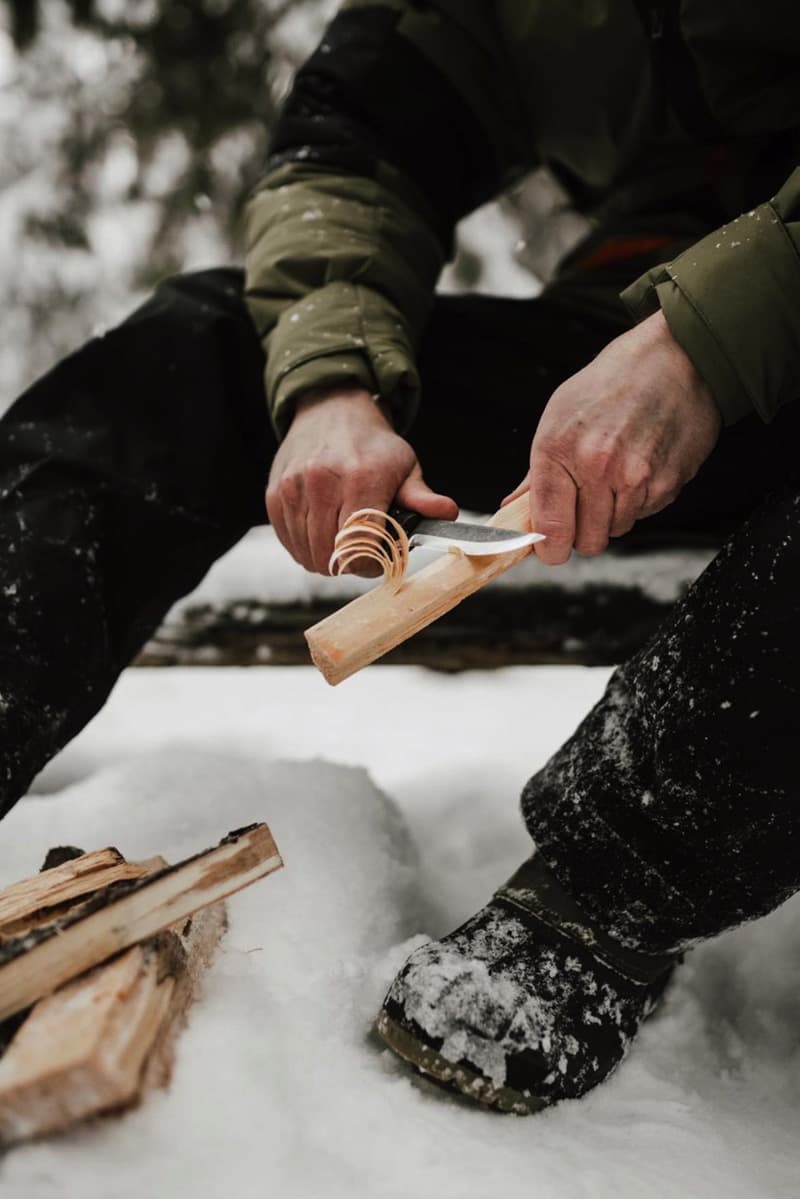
<box><xmin>305</xmin><ymin>494</ymin><xmax>535</xmax><ymax>685</ymax></box>
<box><xmin>0</xmin><ymin>824</ymin><xmax>282</xmax><ymax>1023</ymax></box>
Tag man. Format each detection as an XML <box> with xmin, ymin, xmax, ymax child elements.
<box><xmin>1</xmin><ymin>1</ymin><xmax>799</xmax><ymax>1113</ymax></box>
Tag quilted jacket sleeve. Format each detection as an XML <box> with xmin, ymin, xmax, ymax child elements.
<box><xmin>244</xmin><ymin>0</ymin><xmax>532</xmax><ymax>436</ymax></box>
<box><xmin>622</xmin><ymin>168</ymin><xmax>800</xmax><ymax>425</ymax></box>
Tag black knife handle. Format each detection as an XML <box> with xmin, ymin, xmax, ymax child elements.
<box><xmin>388</xmin><ymin>505</ymin><xmax>423</xmax><ymax>538</ymax></box>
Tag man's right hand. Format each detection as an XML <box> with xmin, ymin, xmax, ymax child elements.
<box><xmin>266</xmin><ymin>386</ymin><xmax>457</xmax><ymax>575</ymax></box>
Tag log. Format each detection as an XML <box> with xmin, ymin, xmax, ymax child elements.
<box><xmin>0</xmin><ymin>847</ymin><xmax>151</xmax><ymax>939</ymax></box>
<box><xmin>138</xmin><ymin>555</ymin><xmax>713</xmax><ymax>670</ymax></box>
<box><xmin>305</xmin><ymin>494</ymin><xmax>536</xmax><ymax>685</ymax></box>
<box><xmin>0</xmin><ymin>823</ymin><xmax>282</xmax><ymax>1023</ymax></box>
<box><xmin>0</xmin><ymin>821</ymin><xmax>283</xmax><ymax>1146</ymax></box>
<box><xmin>0</xmin><ymin>905</ymin><xmax>226</xmax><ymax>1144</ymax></box>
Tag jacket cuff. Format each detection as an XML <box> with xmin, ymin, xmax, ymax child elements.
<box><xmin>261</xmin><ymin>281</ymin><xmax>421</xmax><ymax>438</ymax></box>
<box><xmin>621</xmin><ymin>201</ymin><xmax>800</xmax><ymax>426</ymax></box>
<box><xmin>272</xmin><ymin>354</ymin><xmax>378</xmax><ymax>437</ymax></box>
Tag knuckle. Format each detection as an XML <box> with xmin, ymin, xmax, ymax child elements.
<box><xmin>305</xmin><ymin>463</ymin><xmax>325</xmax><ymax>486</ymax></box>
<box><xmin>533</xmin><ymin>432</ymin><xmax>563</xmax><ymax>460</ymax></box>
<box><xmin>265</xmin><ymin>487</ymin><xmax>280</xmax><ymax>518</ymax></box>
<box><xmin>304</xmin><ymin>462</ymin><xmax>337</xmax><ymax>491</ymax></box>
<box><xmin>647</xmin><ymin>476</ymin><xmax>681</xmax><ymax>510</ymax></box>
<box><xmin>279</xmin><ymin>472</ymin><xmax>303</xmax><ymax>505</ymax></box>
<box><xmin>620</xmin><ymin>459</ymin><xmax>652</xmax><ymax>491</ymax></box>
<box><xmin>579</xmin><ymin>443</ymin><xmax>614</xmax><ymax>477</ymax></box>
<box><xmin>535</xmin><ymin>440</ymin><xmax>576</xmax><ymax>477</ymax></box>
<box><xmin>347</xmin><ymin>465</ymin><xmax>374</xmax><ymax>491</ymax></box>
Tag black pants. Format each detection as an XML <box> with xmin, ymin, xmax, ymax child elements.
<box><xmin>2</xmin><ymin>267</ymin><xmax>799</xmax><ymax>953</ymax></box>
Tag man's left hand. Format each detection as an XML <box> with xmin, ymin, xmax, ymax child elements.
<box><xmin>503</xmin><ymin>310</ymin><xmax>722</xmax><ymax>565</ymax></box>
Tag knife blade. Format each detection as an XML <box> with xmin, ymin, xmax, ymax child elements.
<box><xmin>388</xmin><ymin>505</ymin><xmax>545</xmax><ymax>557</ymax></box>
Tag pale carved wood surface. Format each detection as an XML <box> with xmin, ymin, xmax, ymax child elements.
<box><xmin>305</xmin><ymin>495</ymin><xmax>537</xmax><ymax>685</ymax></box>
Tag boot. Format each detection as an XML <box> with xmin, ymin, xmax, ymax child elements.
<box><xmin>375</xmin><ymin>854</ymin><xmax>676</xmax><ymax>1114</ymax></box>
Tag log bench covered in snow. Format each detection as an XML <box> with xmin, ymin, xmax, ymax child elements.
<box><xmin>138</xmin><ymin>526</ymin><xmax>717</xmax><ymax>672</ymax></box>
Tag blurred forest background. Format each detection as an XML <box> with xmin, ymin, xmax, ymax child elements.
<box><xmin>0</xmin><ymin>0</ymin><xmax>581</xmax><ymax>412</ymax></box>
<box><xmin>0</xmin><ymin>0</ymin><xmax>334</xmax><ymax>403</ymax></box>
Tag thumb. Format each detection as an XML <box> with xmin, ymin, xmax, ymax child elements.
<box><xmin>396</xmin><ymin>464</ymin><xmax>458</xmax><ymax>520</ymax></box>
<box><xmin>501</xmin><ymin>472</ymin><xmax>530</xmax><ymax>507</ymax></box>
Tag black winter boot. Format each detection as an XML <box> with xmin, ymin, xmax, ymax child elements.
<box><xmin>376</xmin><ymin>854</ymin><xmax>676</xmax><ymax>1114</ymax></box>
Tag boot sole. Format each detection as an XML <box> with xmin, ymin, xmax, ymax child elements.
<box><xmin>374</xmin><ymin>1008</ymin><xmax>547</xmax><ymax>1116</ymax></box>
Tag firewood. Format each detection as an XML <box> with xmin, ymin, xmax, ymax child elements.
<box><xmin>0</xmin><ymin>904</ymin><xmax>226</xmax><ymax>1144</ymax></box>
<box><xmin>305</xmin><ymin>494</ymin><xmax>535</xmax><ymax>684</ymax></box>
<box><xmin>0</xmin><ymin>847</ymin><xmax>151</xmax><ymax>939</ymax></box>
<box><xmin>0</xmin><ymin>822</ymin><xmax>283</xmax><ymax>1145</ymax></box>
<box><xmin>0</xmin><ymin>823</ymin><xmax>282</xmax><ymax>1023</ymax></box>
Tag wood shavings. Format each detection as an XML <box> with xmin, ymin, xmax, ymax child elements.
<box><xmin>328</xmin><ymin>508</ymin><xmax>409</xmax><ymax>591</ymax></box>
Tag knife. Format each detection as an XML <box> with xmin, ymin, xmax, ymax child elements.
<box><xmin>388</xmin><ymin>505</ymin><xmax>545</xmax><ymax>557</ymax></box>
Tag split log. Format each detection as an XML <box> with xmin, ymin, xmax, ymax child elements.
<box><xmin>0</xmin><ymin>822</ymin><xmax>283</xmax><ymax>1145</ymax></box>
<box><xmin>0</xmin><ymin>823</ymin><xmax>282</xmax><ymax>1023</ymax></box>
<box><xmin>305</xmin><ymin>494</ymin><xmax>536</xmax><ymax>685</ymax></box>
<box><xmin>0</xmin><ymin>904</ymin><xmax>226</xmax><ymax>1145</ymax></box>
<box><xmin>0</xmin><ymin>847</ymin><xmax>150</xmax><ymax>939</ymax></box>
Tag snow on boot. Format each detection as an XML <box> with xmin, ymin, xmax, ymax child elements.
<box><xmin>375</xmin><ymin>854</ymin><xmax>677</xmax><ymax>1114</ymax></box>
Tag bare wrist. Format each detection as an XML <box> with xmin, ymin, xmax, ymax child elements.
<box><xmin>293</xmin><ymin>385</ymin><xmax>393</xmax><ymax>426</ymax></box>
<box><xmin>648</xmin><ymin>311</ymin><xmax>718</xmax><ymax>411</ymax></box>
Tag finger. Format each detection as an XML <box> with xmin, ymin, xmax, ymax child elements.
<box><xmin>501</xmin><ymin>473</ymin><xmax>530</xmax><ymax>508</ymax></box>
<box><xmin>306</xmin><ymin>501</ymin><xmax>340</xmax><ymax>575</ymax></box>
<box><xmin>574</xmin><ymin>485</ymin><xmax>614</xmax><ymax>556</ymax></box>
<box><xmin>282</xmin><ymin>488</ymin><xmax>314</xmax><ymax>572</ymax></box>
<box><xmin>267</xmin><ymin>474</ymin><xmax>313</xmax><ymax>571</ymax></box>
<box><xmin>265</xmin><ymin>486</ymin><xmax>289</xmax><ymax>550</ymax></box>
<box><xmin>396</xmin><ymin>465</ymin><xmax>458</xmax><ymax>520</ymax></box>
<box><xmin>609</xmin><ymin>483</ymin><xmax>648</xmax><ymax>538</ymax></box>
<box><xmin>529</xmin><ymin>458</ymin><xmax>577</xmax><ymax>565</ymax></box>
<box><xmin>305</xmin><ymin>464</ymin><xmax>344</xmax><ymax>574</ymax></box>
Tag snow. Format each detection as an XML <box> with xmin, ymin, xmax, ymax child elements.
<box><xmin>0</xmin><ymin>664</ymin><xmax>798</xmax><ymax>1197</ymax></box>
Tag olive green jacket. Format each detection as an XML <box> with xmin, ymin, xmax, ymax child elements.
<box><xmin>244</xmin><ymin>1</ymin><xmax>800</xmax><ymax>435</ymax></box>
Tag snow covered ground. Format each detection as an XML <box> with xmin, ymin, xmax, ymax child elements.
<box><xmin>1</xmin><ymin>663</ymin><xmax>799</xmax><ymax>1198</ymax></box>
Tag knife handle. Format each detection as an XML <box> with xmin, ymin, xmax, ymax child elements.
<box><xmin>387</xmin><ymin>505</ymin><xmax>423</xmax><ymax>539</ymax></box>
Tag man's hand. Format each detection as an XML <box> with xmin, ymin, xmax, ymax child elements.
<box><xmin>267</xmin><ymin>386</ymin><xmax>457</xmax><ymax>575</ymax></box>
<box><xmin>503</xmin><ymin>311</ymin><xmax>722</xmax><ymax>565</ymax></box>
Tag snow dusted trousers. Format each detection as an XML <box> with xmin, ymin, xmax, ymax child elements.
<box><xmin>1</xmin><ymin>265</ymin><xmax>800</xmax><ymax>958</ymax></box>
<box><xmin>522</xmin><ymin>481</ymin><xmax>800</xmax><ymax>955</ymax></box>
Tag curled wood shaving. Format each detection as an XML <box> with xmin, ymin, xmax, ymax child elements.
<box><xmin>328</xmin><ymin>508</ymin><xmax>409</xmax><ymax>591</ymax></box>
